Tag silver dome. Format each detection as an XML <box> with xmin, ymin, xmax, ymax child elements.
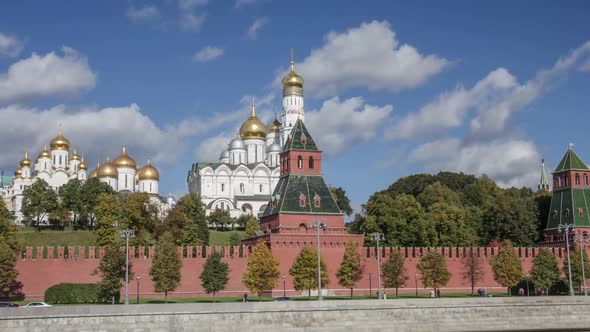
<box><xmin>229</xmin><ymin>137</ymin><xmax>246</xmax><ymax>150</ymax></box>
<box><xmin>267</xmin><ymin>143</ymin><xmax>282</xmax><ymax>153</ymax></box>
<box><xmin>220</xmin><ymin>149</ymin><xmax>230</xmax><ymax>159</ymax></box>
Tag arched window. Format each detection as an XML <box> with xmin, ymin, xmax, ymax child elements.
<box><xmin>314</xmin><ymin>193</ymin><xmax>321</xmax><ymax>208</ymax></box>
<box><xmin>240</xmin><ymin>183</ymin><xmax>245</xmax><ymax>193</ymax></box>
<box><xmin>309</xmin><ymin>156</ymin><xmax>314</xmax><ymax>169</ymax></box>
<box><xmin>221</xmin><ymin>202</ymin><xmax>225</xmax><ymax>210</ymax></box>
<box><xmin>221</xmin><ymin>183</ymin><xmax>225</xmax><ymax>192</ymax></box>
<box><xmin>299</xmin><ymin>193</ymin><xmax>306</xmax><ymax>207</ymax></box>
<box><xmin>585</xmin><ymin>174</ymin><xmax>589</xmax><ymax>185</ymax></box>
<box><xmin>297</xmin><ymin>156</ymin><xmax>303</xmax><ymax>169</ymax></box>
<box><xmin>576</xmin><ymin>173</ymin><xmax>580</xmax><ymax>185</ymax></box>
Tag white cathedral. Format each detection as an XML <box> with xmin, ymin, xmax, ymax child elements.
<box><xmin>187</xmin><ymin>54</ymin><xmax>305</xmax><ymax>218</ymax></box>
<box><xmin>4</xmin><ymin>129</ymin><xmax>175</xmax><ymax>224</ymax></box>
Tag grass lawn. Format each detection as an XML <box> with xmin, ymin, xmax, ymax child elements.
<box><xmin>15</xmin><ymin>228</ymin><xmax>244</xmax><ymax>247</ymax></box>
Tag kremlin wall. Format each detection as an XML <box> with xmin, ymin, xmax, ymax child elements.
<box><xmin>16</xmin><ymin>243</ymin><xmax>571</xmax><ymax>300</ymax></box>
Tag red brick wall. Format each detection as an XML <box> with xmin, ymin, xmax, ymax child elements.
<box><xmin>16</xmin><ymin>245</ymin><xmax>572</xmax><ymax>300</ymax></box>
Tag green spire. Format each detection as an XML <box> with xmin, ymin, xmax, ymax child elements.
<box><xmin>554</xmin><ymin>143</ymin><xmax>589</xmax><ymax>172</ymax></box>
<box><xmin>539</xmin><ymin>159</ymin><xmax>550</xmax><ymax>190</ymax></box>
<box><xmin>282</xmin><ymin>119</ymin><xmax>319</xmax><ymax>152</ymax></box>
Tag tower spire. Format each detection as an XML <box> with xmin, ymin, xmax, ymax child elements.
<box><xmin>539</xmin><ymin>158</ymin><xmax>550</xmax><ymax>192</ymax></box>
<box><xmin>250</xmin><ymin>96</ymin><xmax>256</xmax><ymax>117</ymax></box>
<box><xmin>290</xmin><ymin>48</ymin><xmax>294</xmax><ymax>71</ymax></box>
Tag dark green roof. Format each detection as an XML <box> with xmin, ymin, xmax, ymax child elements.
<box><xmin>282</xmin><ymin>119</ymin><xmax>319</xmax><ymax>152</ymax></box>
<box><xmin>554</xmin><ymin>146</ymin><xmax>589</xmax><ymax>172</ymax></box>
<box><xmin>546</xmin><ymin>188</ymin><xmax>590</xmax><ymax>229</ymax></box>
<box><xmin>262</xmin><ymin>174</ymin><xmax>342</xmax><ymax>216</ymax></box>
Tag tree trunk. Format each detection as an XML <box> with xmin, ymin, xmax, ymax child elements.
<box><xmin>213</xmin><ymin>290</ymin><xmax>216</xmax><ymax>303</ymax></box>
<box><xmin>396</xmin><ymin>287</ymin><xmax>398</xmax><ymax>298</ymax></box>
<box><xmin>165</xmin><ymin>291</ymin><xmax>168</xmax><ymax>304</ymax></box>
<box><xmin>259</xmin><ymin>292</ymin><xmax>262</xmax><ymax>302</ymax></box>
<box><xmin>111</xmin><ymin>295</ymin><xmax>115</xmax><ymax>305</ymax></box>
<box><xmin>350</xmin><ymin>288</ymin><xmax>353</xmax><ymax>298</ymax></box>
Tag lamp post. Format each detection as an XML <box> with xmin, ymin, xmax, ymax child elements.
<box><xmin>579</xmin><ymin>232</ymin><xmax>588</xmax><ymax>296</ymax></box>
<box><xmin>525</xmin><ymin>274</ymin><xmax>530</xmax><ymax>297</ymax></box>
<box><xmin>283</xmin><ymin>274</ymin><xmax>287</xmax><ymax>298</ymax></box>
<box><xmin>371</xmin><ymin>233</ymin><xmax>384</xmax><ymax>299</ymax></box>
<box><xmin>369</xmin><ymin>273</ymin><xmax>372</xmax><ymax>298</ymax></box>
<box><xmin>136</xmin><ymin>276</ymin><xmax>141</xmax><ymax>304</ymax></box>
<box><xmin>311</xmin><ymin>218</ymin><xmax>324</xmax><ymax>301</ymax></box>
<box><xmin>120</xmin><ymin>229</ymin><xmax>135</xmax><ymax>305</ymax></box>
<box><xmin>558</xmin><ymin>223</ymin><xmax>575</xmax><ymax>296</ymax></box>
<box><xmin>414</xmin><ymin>273</ymin><xmax>419</xmax><ymax>298</ymax></box>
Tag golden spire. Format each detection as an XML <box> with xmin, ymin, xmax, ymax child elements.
<box><xmin>282</xmin><ymin>49</ymin><xmax>303</xmax><ymax>90</ymax></box>
<box><xmin>290</xmin><ymin>48</ymin><xmax>294</xmax><ymax>71</ymax></box>
<box><xmin>251</xmin><ymin>96</ymin><xmax>256</xmax><ymax>117</ymax></box>
<box><xmin>240</xmin><ymin>96</ymin><xmax>267</xmax><ymax>139</ymax></box>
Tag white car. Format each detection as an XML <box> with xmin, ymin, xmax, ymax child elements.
<box><xmin>23</xmin><ymin>302</ymin><xmax>52</xmax><ymax>308</ymax></box>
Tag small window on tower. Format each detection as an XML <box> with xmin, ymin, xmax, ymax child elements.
<box><xmin>579</xmin><ymin>208</ymin><xmax>584</xmax><ymax>217</ymax></box>
<box><xmin>585</xmin><ymin>174</ymin><xmax>589</xmax><ymax>185</ymax></box>
<box><xmin>221</xmin><ymin>183</ymin><xmax>225</xmax><ymax>192</ymax></box>
<box><xmin>565</xmin><ymin>209</ymin><xmax>570</xmax><ymax>218</ymax></box>
<box><xmin>552</xmin><ymin>210</ymin><xmax>558</xmax><ymax>220</ymax></box>
<box><xmin>314</xmin><ymin>193</ymin><xmax>321</xmax><ymax>208</ymax></box>
<box><xmin>299</xmin><ymin>193</ymin><xmax>306</xmax><ymax>207</ymax></box>
<box><xmin>309</xmin><ymin>156</ymin><xmax>314</xmax><ymax>169</ymax></box>
<box><xmin>576</xmin><ymin>174</ymin><xmax>580</xmax><ymax>185</ymax></box>
<box><xmin>297</xmin><ymin>156</ymin><xmax>303</xmax><ymax>169</ymax></box>
<box><xmin>240</xmin><ymin>183</ymin><xmax>244</xmax><ymax>193</ymax></box>
<box><xmin>259</xmin><ymin>184</ymin><xmax>263</xmax><ymax>192</ymax></box>
<box><xmin>300</xmin><ymin>133</ymin><xmax>307</xmax><ymax>145</ymax></box>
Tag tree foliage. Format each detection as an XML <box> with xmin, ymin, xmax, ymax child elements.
<box><xmin>336</xmin><ymin>241</ymin><xmax>364</xmax><ymax>297</ymax></box>
<box><xmin>531</xmin><ymin>249</ymin><xmax>560</xmax><ymax>292</ymax></box>
<box><xmin>462</xmin><ymin>248</ymin><xmax>484</xmax><ymax>296</ymax></box>
<box><xmin>289</xmin><ymin>246</ymin><xmax>330</xmax><ymax>296</ymax></box>
<box><xmin>150</xmin><ymin>232</ymin><xmax>182</xmax><ymax>303</ymax></box>
<box><xmin>95</xmin><ymin>245</ymin><xmax>131</xmax><ymax>304</ymax></box>
<box><xmin>491</xmin><ymin>240</ymin><xmax>523</xmax><ymax>294</ymax></box>
<box><xmin>330</xmin><ymin>186</ymin><xmax>353</xmax><ymax>216</ymax></box>
<box><xmin>208</xmin><ymin>209</ymin><xmax>233</xmax><ymax>231</ymax></box>
<box><xmin>565</xmin><ymin>246</ymin><xmax>590</xmax><ymax>291</ymax></box>
<box><xmin>120</xmin><ymin>193</ymin><xmax>158</xmax><ymax>246</ymax></box>
<box><xmin>94</xmin><ymin>193</ymin><xmax>122</xmax><ymax>247</ymax></box>
<box><xmin>417</xmin><ymin>251</ymin><xmax>451</xmax><ymax>295</ymax></box>
<box><xmin>244</xmin><ymin>215</ymin><xmax>260</xmax><ymax>239</ymax></box>
<box><xmin>21</xmin><ymin>179</ymin><xmax>58</xmax><ymax>228</ymax></box>
<box><xmin>200</xmin><ymin>251</ymin><xmax>229</xmax><ymax>301</ymax></box>
<box><xmin>0</xmin><ymin>200</ymin><xmax>19</xmax><ymax>253</ymax></box>
<box><xmin>381</xmin><ymin>251</ymin><xmax>408</xmax><ymax>298</ymax></box>
<box><xmin>0</xmin><ymin>238</ymin><xmax>23</xmax><ymax>300</ymax></box>
<box><xmin>242</xmin><ymin>242</ymin><xmax>280</xmax><ymax>298</ymax></box>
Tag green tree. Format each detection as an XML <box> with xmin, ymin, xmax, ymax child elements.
<box><xmin>94</xmin><ymin>193</ymin><xmax>122</xmax><ymax>247</ymax></box>
<box><xmin>95</xmin><ymin>245</ymin><xmax>131</xmax><ymax>304</ymax></box>
<box><xmin>207</xmin><ymin>209</ymin><xmax>233</xmax><ymax>231</ymax></box>
<box><xmin>229</xmin><ymin>232</ymin><xmax>242</xmax><ymax>246</ymax></box>
<box><xmin>150</xmin><ymin>232</ymin><xmax>182</xmax><ymax>303</ymax></box>
<box><xmin>200</xmin><ymin>251</ymin><xmax>229</xmax><ymax>302</ymax></box>
<box><xmin>177</xmin><ymin>193</ymin><xmax>209</xmax><ymax>245</ymax></box>
<box><xmin>0</xmin><ymin>200</ymin><xmax>19</xmax><ymax>253</ymax></box>
<box><xmin>79</xmin><ymin>178</ymin><xmax>116</xmax><ymax>228</ymax></box>
<box><xmin>381</xmin><ymin>251</ymin><xmax>408</xmax><ymax>298</ymax></box>
<box><xmin>58</xmin><ymin>179</ymin><xmax>82</xmax><ymax>226</ymax></box>
<box><xmin>534</xmin><ymin>191</ymin><xmax>552</xmax><ymax>241</ymax></box>
<box><xmin>566</xmin><ymin>246</ymin><xmax>590</xmax><ymax>292</ymax></box>
<box><xmin>482</xmin><ymin>190</ymin><xmax>538</xmax><ymax>246</ymax></box>
<box><xmin>417</xmin><ymin>251</ymin><xmax>451</xmax><ymax>296</ymax></box>
<box><xmin>242</xmin><ymin>242</ymin><xmax>280</xmax><ymax>299</ymax></box>
<box><xmin>417</xmin><ymin>181</ymin><xmax>461</xmax><ymax>208</ymax></box>
<box><xmin>289</xmin><ymin>246</ymin><xmax>329</xmax><ymax>298</ymax></box>
<box><xmin>120</xmin><ymin>193</ymin><xmax>158</xmax><ymax>246</ymax></box>
<box><xmin>21</xmin><ymin>179</ymin><xmax>58</xmax><ymax>229</ymax></box>
<box><xmin>0</xmin><ymin>238</ymin><xmax>23</xmax><ymax>300</ymax></box>
<box><xmin>462</xmin><ymin>248</ymin><xmax>484</xmax><ymax>296</ymax></box>
<box><xmin>330</xmin><ymin>187</ymin><xmax>353</xmax><ymax>216</ymax></box>
<box><xmin>491</xmin><ymin>240</ymin><xmax>523</xmax><ymax>295</ymax></box>
<box><xmin>336</xmin><ymin>241</ymin><xmax>364</xmax><ymax>298</ymax></box>
<box><xmin>531</xmin><ymin>249</ymin><xmax>560</xmax><ymax>294</ymax></box>
<box><xmin>244</xmin><ymin>215</ymin><xmax>260</xmax><ymax>238</ymax></box>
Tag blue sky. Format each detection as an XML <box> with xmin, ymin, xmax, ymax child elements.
<box><xmin>1</xmin><ymin>0</ymin><xmax>589</xmax><ymax>214</ymax></box>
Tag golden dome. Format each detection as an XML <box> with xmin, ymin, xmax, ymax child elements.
<box><xmin>239</xmin><ymin>100</ymin><xmax>267</xmax><ymax>140</ymax></box>
<box><xmin>89</xmin><ymin>162</ymin><xmax>99</xmax><ymax>178</ymax></box>
<box><xmin>71</xmin><ymin>150</ymin><xmax>81</xmax><ymax>161</ymax></box>
<box><xmin>50</xmin><ymin>129</ymin><xmax>71</xmax><ymax>150</ymax></box>
<box><xmin>267</xmin><ymin>113</ymin><xmax>282</xmax><ymax>132</ymax></box>
<box><xmin>113</xmin><ymin>146</ymin><xmax>136</xmax><ymax>169</ymax></box>
<box><xmin>281</xmin><ymin>51</ymin><xmax>304</xmax><ymax>89</ymax></box>
<box><xmin>97</xmin><ymin>158</ymin><xmax>118</xmax><ymax>179</ymax></box>
<box><xmin>78</xmin><ymin>159</ymin><xmax>88</xmax><ymax>171</ymax></box>
<box><xmin>19</xmin><ymin>152</ymin><xmax>32</xmax><ymax>168</ymax></box>
<box><xmin>37</xmin><ymin>146</ymin><xmax>51</xmax><ymax>160</ymax></box>
<box><xmin>138</xmin><ymin>160</ymin><xmax>159</xmax><ymax>181</ymax></box>
<box><xmin>14</xmin><ymin>167</ymin><xmax>22</xmax><ymax>177</ymax></box>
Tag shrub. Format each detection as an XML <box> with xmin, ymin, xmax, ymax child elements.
<box><xmin>44</xmin><ymin>283</ymin><xmax>99</xmax><ymax>304</ymax></box>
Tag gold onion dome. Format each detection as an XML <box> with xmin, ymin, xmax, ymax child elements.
<box><xmin>113</xmin><ymin>145</ymin><xmax>136</xmax><ymax>169</ymax></box>
<box><xmin>19</xmin><ymin>152</ymin><xmax>32</xmax><ymax>167</ymax></box>
<box><xmin>97</xmin><ymin>158</ymin><xmax>118</xmax><ymax>179</ymax></box>
<box><xmin>71</xmin><ymin>150</ymin><xmax>81</xmax><ymax>161</ymax></box>
<box><xmin>50</xmin><ymin>129</ymin><xmax>71</xmax><ymax>150</ymax></box>
<box><xmin>239</xmin><ymin>99</ymin><xmax>267</xmax><ymax>140</ymax></box>
<box><xmin>281</xmin><ymin>50</ymin><xmax>304</xmax><ymax>89</ymax></box>
<box><xmin>78</xmin><ymin>159</ymin><xmax>88</xmax><ymax>171</ymax></box>
<box><xmin>138</xmin><ymin>160</ymin><xmax>159</xmax><ymax>181</ymax></box>
<box><xmin>89</xmin><ymin>162</ymin><xmax>99</xmax><ymax>178</ymax></box>
<box><xmin>267</xmin><ymin>113</ymin><xmax>282</xmax><ymax>132</ymax></box>
<box><xmin>37</xmin><ymin>146</ymin><xmax>51</xmax><ymax>160</ymax></box>
<box><xmin>14</xmin><ymin>167</ymin><xmax>22</xmax><ymax>177</ymax></box>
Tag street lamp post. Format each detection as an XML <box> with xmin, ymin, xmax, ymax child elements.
<box><xmin>120</xmin><ymin>229</ymin><xmax>135</xmax><ymax>305</ymax></box>
<box><xmin>283</xmin><ymin>274</ymin><xmax>287</xmax><ymax>298</ymax></box>
<box><xmin>311</xmin><ymin>218</ymin><xmax>324</xmax><ymax>301</ymax></box>
<box><xmin>415</xmin><ymin>273</ymin><xmax>419</xmax><ymax>298</ymax></box>
<box><xmin>525</xmin><ymin>274</ymin><xmax>530</xmax><ymax>297</ymax></box>
<box><xmin>580</xmin><ymin>232</ymin><xmax>588</xmax><ymax>296</ymax></box>
<box><xmin>371</xmin><ymin>233</ymin><xmax>385</xmax><ymax>299</ymax></box>
<box><xmin>558</xmin><ymin>223</ymin><xmax>575</xmax><ymax>296</ymax></box>
<box><xmin>369</xmin><ymin>273</ymin><xmax>372</xmax><ymax>298</ymax></box>
<box><xmin>136</xmin><ymin>276</ymin><xmax>141</xmax><ymax>304</ymax></box>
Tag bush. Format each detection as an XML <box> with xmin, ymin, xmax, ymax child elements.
<box><xmin>44</xmin><ymin>283</ymin><xmax>99</xmax><ymax>304</ymax></box>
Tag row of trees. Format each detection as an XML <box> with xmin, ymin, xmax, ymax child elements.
<box><xmin>0</xmin><ymin>201</ymin><xmax>23</xmax><ymax>300</ymax></box>
<box><xmin>352</xmin><ymin>172</ymin><xmax>550</xmax><ymax>247</ymax></box>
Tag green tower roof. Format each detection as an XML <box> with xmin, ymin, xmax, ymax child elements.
<box><xmin>554</xmin><ymin>144</ymin><xmax>589</xmax><ymax>172</ymax></box>
<box><xmin>282</xmin><ymin>119</ymin><xmax>319</xmax><ymax>152</ymax></box>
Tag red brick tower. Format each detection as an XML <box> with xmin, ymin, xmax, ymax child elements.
<box><xmin>242</xmin><ymin>119</ymin><xmax>363</xmax><ymax>247</ymax></box>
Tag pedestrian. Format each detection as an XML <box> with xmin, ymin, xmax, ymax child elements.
<box><xmin>243</xmin><ymin>293</ymin><xmax>248</xmax><ymax>302</ymax></box>
<box><xmin>436</xmin><ymin>289</ymin><xmax>441</xmax><ymax>298</ymax></box>
<box><xmin>430</xmin><ymin>290</ymin><xmax>435</xmax><ymax>298</ymax></box>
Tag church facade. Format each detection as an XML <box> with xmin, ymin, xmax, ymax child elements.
<box><xmin>3</xmin><ymin>130</ymin><xmax>175</xmax><ymax>224</ymax></box>
<box><xmin>187</xmin><ymin>54</ymin><xmax>306</xmax><ymax>218</ymax></box>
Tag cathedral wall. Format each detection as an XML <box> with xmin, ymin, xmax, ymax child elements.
<box><xmin>15</xmin><ymin>244</ymin><xmax>569</xmax><ymax>300</ymax></box>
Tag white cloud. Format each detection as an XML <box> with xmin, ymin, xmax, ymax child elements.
<box><xmin>126</xmin><ymin>5</ymin><xmax>160</xmax><ymax>22</ymax></box>
<box><xmin>281</xmin><ymin>20</ymin><xmax>448</xmax><ymax>97</ymax></box>
<box><xmin>235</xmin><ymin>0</ymin><xmax>258</xmax><ymax>8</ymax></box>
<box><xmin>0</xmin><ymin>47</ymin><xmax>96</xmax><ymax>104</ymax></box>
<box><xmin>180</xmin><ymin>12</ymin><xmax>206</xmax><ymax>32</ymax></box>
<box><xmin>246</xmin><ymin>17</ymin><xmax>268</xmax><ymax>40</ymax></box>
<box><xmin>306</xmin><ymin>97</ymin><xmax>393</xmax><ymax>156</ymax></box>
<box><xmin>179</xmin><ymin>0</ymin><xmax>208</xmax><ymax>10</ymax></box>
<box><xmin>192</xmin><ymin>46</ymin><xmax>224</xmax><ymax>62</ymax></box>
<box><xmin>0</xmin><ymin>33</ymin><xmax>24</xmax><ymax>57</ymax></box>
<box><xmin>194</xmin><ymin>133</ymin><xmax>233</xmax><ymax>162</ymax></box>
